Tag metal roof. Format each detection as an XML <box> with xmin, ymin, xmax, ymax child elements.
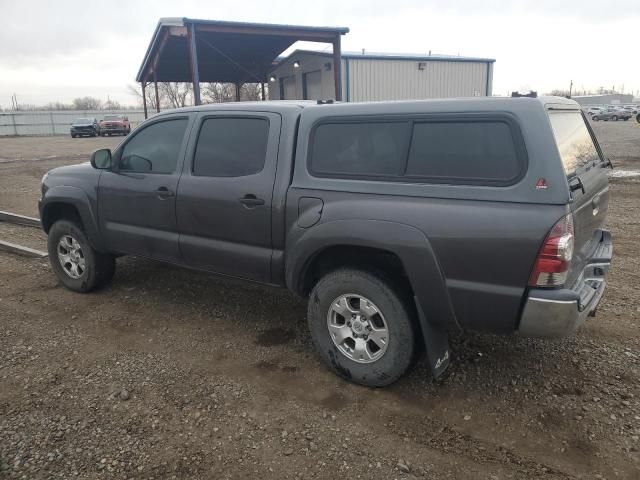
<box><xmin>136</xmin><ymin>18</ymin><xmax>349</xmax><ymax>84</ymax></box>
<box><xmin>275</xmin><ymin>49</ymin><xmax>496</xmax><ymax>66</ymax></box>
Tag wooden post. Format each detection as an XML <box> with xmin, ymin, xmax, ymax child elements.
<box><xmin>188</xmin><ymin>23</ymin><xmax>201</xmax><ymax>106</ymax></box>
<box><xmin>332</xmin><ymin>35</ymin><xmax>342</xmax><ymax>101</ymax></box>
<box><xmin>142</xmin><ymin>83</ymin><xmax>148</xmax><ymax>119</ymax></box>
<box><xmin>235</xmin><ymin>83</ymin><xmax>241</xmax><ymax>102</ymax></box>
<box><xmin>153</xmin><ymin>71</ymin><xmax>160</xmax><ymax>113</ymax></box>
<box><xmin>261</xmin><ymin>82</ymin><xmax>266</xmax><ymax>101</ymax></box>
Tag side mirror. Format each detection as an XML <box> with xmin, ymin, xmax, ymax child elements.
<box><xmin>90</xmin><ymin>149</ymin><xmax>112</xmax><ymax>170</ymax></box>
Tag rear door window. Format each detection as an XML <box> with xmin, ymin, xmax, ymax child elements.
<box><xmin>193</xmin><ymin>117</ymin><xmax>269</xmax><ymax>177</ymax></box>
<box><xmin>548</xmin><ymin>111</ymin><xmax>601</xmax><ymax>176</ymax></box>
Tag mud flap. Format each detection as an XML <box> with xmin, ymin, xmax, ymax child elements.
<box><xmin>414</xmin><ymin>296</ymin><xmax>450</xmax><ymax>379</ymax></box>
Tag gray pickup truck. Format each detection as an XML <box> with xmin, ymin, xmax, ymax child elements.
<box><xmin>39</xmin><ymin>97</ymin><xmax>613</xmax><ymax>387</ymax></box>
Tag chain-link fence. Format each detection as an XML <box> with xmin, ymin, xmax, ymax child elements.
<box><xmin>0</xmin><ymin>110</ymin><xmax>159</xmax><ymax>136</ymax></box>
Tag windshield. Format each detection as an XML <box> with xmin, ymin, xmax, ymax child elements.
<box><xmin>74</xmin><ymin>118</ymin><xmax>91</xmax><ymax>123</ymax></box>
<box><xmin>103</xmin><ymin>115</ymin><xmax>120</xmax><ymax>120</ymax></box>
<box><xmin>548</xmin><ymin>111</ymin><xmax>601</xmax><ymax>176</ymax></box>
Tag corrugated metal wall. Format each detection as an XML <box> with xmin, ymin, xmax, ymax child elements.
<box><xmin>270</xmin><ymin>52</ymin><xmax>493</xmax><ymax>102</ymax></box>
<box><xmin>0</xmin><ymin>110</ymin><xmax>153</xmax><ymax>136</ymax></box>
<box><xmin>346</xmin><ymin>58</ymin><xmax>490</xmax><ymax>102</ymax></box>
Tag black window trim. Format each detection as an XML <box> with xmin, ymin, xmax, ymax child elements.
<box><xmin>191</xmin><ymin>114</ymin><xmax>272</xmax><ymax>178</ymax></box>
<box><xmin>307</xmin><ymin>113</ymin><xmax>529</xmax><ymax>187</ymax></box>
<box><xmin>114</xmin><ymin>115</ymin><xmax>190</xmax><ymax>175</ymax></box>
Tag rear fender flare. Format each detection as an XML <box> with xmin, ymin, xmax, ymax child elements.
<box><xmin>286</xmin><ymin>219</ymin><xmax>460</xmax><ymax>333</ymax></box>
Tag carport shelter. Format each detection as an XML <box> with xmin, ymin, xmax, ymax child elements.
<box><xmin>136</xmin><ymin>18</ymin><xmax>349</xmax><ymax>117</ymax></box>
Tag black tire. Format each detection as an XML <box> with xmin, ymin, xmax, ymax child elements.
<box><xmin>637</xmin><ymin>114</ymin><xmax>640</xmax><ymax>124</ymax></box>
<box><xmin>624</xmin><ymin>118</ymin><xmax>629</xmax><ymax>121</ymax></box>
<box><xmin>307</xmin><ymin>268</ymin><xmax>417</xmax><ymax>387</ymax></box>
<box><xmin>592</xmin><ymin>116</ymin><xmax>599</xmax><ymax>121</ymax></box>
<box><xmin>612</xmin><ymin>115</ymin><xmax>618</xmax><ymax>121</ymax></box>
<box><xmin>47</xmin><ymin>219</ymin><xmax>115</xmax><ymax>293</ymax></box>
<box><xmin>71</xmin><ymin>134</ymin><xmax>76</xmax><ymax>138</ymax></box>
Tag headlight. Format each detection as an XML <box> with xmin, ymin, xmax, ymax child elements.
<box><xmin>41</xmin><ymin>173</ymin><xmax>49</xmax><ymax>197</ymax></box>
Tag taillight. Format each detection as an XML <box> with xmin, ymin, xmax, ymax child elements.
<box><xmin>528</xmin><ymin>214</ymin><xmax>574</xmax><ymax>287</ymax></box>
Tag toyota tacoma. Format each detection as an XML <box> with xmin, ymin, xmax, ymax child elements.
<box><xmin>39</xmin><ymin>97</ymin><xmax>613</xmax><ymax>387</ymax></box>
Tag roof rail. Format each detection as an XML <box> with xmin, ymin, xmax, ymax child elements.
<box><xmin>511</xmin><ymin>91</ymin><xmax>537</xmax><ymax>98</ymax></box>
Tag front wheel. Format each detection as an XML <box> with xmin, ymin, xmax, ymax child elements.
<box><xmin>307</xmin><ymin>268</ymin><xmax>417</xmax><ymax>387</ymax></box>
<box><xmin>47</xmin><ymin>219</ymin><xmax>115</xmax><ymax>293</ymax></box>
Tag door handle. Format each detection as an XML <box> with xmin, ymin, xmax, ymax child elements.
<box><xmin>155</xmin><ymin>187</ymin><xmax>175</xmax><ymax>199</ymax></box>
<box><xmin>239</xmin><ymin>194</ymin><xmax>265</xmax><ymax>207</ymax></box>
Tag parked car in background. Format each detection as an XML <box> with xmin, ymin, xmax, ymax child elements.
<box><xmin>40</xmin><ymin>96</ymin><xmax>613</xmax><ymax>387</ymax></box>
<box><xmin>70</xmin><ymin>118</ymin><xmax>100</xmax><ymax>138</ymax></box>
<box><xmin>99</xmin><ymin>115</ymin><xmax>131</xmax><ymax>136</ymax></box>
<box><xmin>622</xmin><ymin>105</ymin><xmax>638</xmax><ymax>115</ymax></box>
<box><xmin>591</xmin><ymin>109</ymin><xmax>632</xmax><ymax>121</ymax></box>
<box><xmin>585</xmin><ymin>107</ymin><xmax>604</xmax><ymax>116</ymax></box>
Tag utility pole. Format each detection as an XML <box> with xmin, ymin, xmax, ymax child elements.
<box><xmin>569</xmin><ymin>80</ymin><xmax>573</xmax><ymax>97</ymax></box>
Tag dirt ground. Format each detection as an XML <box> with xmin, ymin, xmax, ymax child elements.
<box><xmin>0</xmin><ymin>121</ymin><xmax>639</xmax><ymax>479</ymax></box>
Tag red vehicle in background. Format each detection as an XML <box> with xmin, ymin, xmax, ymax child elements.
<box><xmin>99</xmin><ymin>114</ymin><xmax>131</xmax><ymax>136</ymax></box>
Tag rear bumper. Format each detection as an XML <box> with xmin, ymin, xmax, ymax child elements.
<box><xmin>518</xmin><ymin>230</ymin><xmax>612</xmax><ymax>338</ymax></box>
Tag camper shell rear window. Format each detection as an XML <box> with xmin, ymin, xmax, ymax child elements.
<box><xmin>308</xmin><ymin>114</ymin><xmax>528</xmax><ymax>186</ymax></box>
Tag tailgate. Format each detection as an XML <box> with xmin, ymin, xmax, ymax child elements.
<box><xmin>547</xmin><ymin>110</ymin><xmax>610</xmax><ymax>287</ymax></box>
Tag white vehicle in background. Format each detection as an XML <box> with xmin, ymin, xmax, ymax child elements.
<box><xmin>585</xmin><ymin>106</ymin><xmax>605</xmax><ymax>116</ymax></box>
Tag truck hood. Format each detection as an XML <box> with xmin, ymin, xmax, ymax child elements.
<box><xmin>47</xmin><ymin>162</ymin><xmax>94</xmax><ymax>178</ymax></box>
<box><xmin>72</xmin><ymin>122</ymin><xmax>93</xmax><ymax>127</ymax></box>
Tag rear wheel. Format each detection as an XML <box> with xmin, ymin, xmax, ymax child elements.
<box><xmin>307</xmin><ymin>268</ymin><xmax>417</xmax><ymax>387</ymax></box>
<box><xmin>47</xmin><ymin>219</ymin><xmax>115</xmax><ymax>293</ymax></box>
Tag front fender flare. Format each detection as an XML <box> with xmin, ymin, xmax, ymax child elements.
<box><xmin>40</xmin><ymin>185</ymin><xmax>105</xmax><ymax>251</ymax></box>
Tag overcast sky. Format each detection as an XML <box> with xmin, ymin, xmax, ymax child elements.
<box><xmin>1</xmin><ymin>0</ymin><xmax>638</xmax><ymax>107</ymax></box>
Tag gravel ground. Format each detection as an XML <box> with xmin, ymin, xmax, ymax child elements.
<box><xmin>0</xmin><ymin>123</ymin><xmax>639</xmax><ymax>479</ymax></box>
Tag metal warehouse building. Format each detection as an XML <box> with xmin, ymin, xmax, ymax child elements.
<box><xmin>269</xmin><ymin>50</ymin><xmax>495</xmax><ymax>102</ymax></box>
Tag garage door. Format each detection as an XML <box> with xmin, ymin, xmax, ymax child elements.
<box><xmin>280</xmin><ymin>76</ymin><xmax>297</xmax><ymax>100</ymax></box>
<box><xmin>303</xmin><ymin>70</ymin><xmax>322</xmax><ymax>100</ymax></box>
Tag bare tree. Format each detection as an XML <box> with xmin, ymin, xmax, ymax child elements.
<box><xmin>201</xmin><ymin>83</ymin><xmax>236</xmax><ymax>103</ymax></box>
<box><xmin>201</xmin><ymin>82</ymin><xmax>264</xmax><ymax>103</ymax></box>
<box><xmin>103</xmin><ymin>99</ymin><xmax>122</xmax><ymax>110</ymax></box>
<box><xmin>160</xmin><ymin>83</ymin><xmax>192</xmax><ymax>108</ymax></box>
<box><xmin>240</xmin><ymin>83</ymin><xmax>263</xmax><ymax>101</ymax></box>
<box><xmin>547</xmin><ymin>89</ymin><xmax>571</xmax><ymax>97</ymax></box>
<box><xmin>44</xmin><ymin>101</ymin><xmax>73</xmax><ymax>110</ymax></box>
<box><xmin>72</xmin><ymin>96</ymin><xmax>102</xmax><ymax>110</ymax></box>
<box><xmin>126</xmin><ymin>83</ymin><xmax>163</xmax><ymax>111</ymax></box>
